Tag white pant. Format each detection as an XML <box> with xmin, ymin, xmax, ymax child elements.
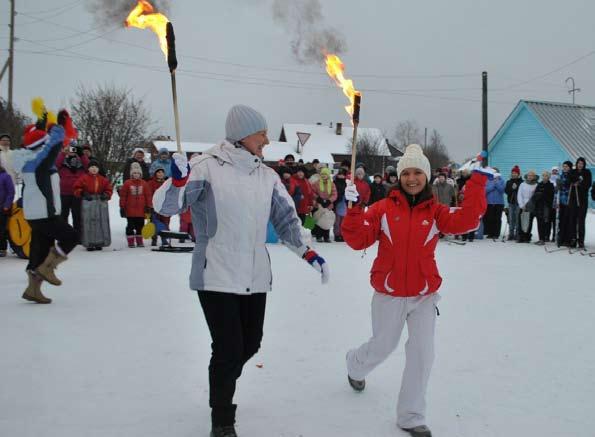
<box><xmin>346</xmin><ymin>292</ymin><xmax>440</xmax><ymax>429</ymax></box>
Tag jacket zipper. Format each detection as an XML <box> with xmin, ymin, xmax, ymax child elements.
<box><xmin>403</xmin><ymin>205</ymin><xmax>412</xmax><ymax>295</ymax></box>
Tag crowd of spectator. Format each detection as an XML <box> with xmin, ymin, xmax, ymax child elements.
<box><xmin>1</xmin><ymin>134</ymin><xmax>594</xmax><ymax>257</ymax></box>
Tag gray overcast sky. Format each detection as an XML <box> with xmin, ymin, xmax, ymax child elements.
<box><xmin>3</xmin><ymin>0</ymin><xmax>595</xmax><ymax>161</ymax></box>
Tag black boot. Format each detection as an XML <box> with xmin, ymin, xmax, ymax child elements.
<box><xmin>210</xmin><ymin>425</ymin><xmax>237</xmax><ymax>437</ymax></box>
<box><xmin>401</xmin><ymin>425</ymin><xmax>432</xmax><ymax>437</ymax></box>
<box><xmin>347</xmin><ymin>375</ymin><xmax>365</xmax><ymax>392</ymax></box>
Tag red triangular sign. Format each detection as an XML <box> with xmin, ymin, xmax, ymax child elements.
<box><xmin>296</xmin><ymin>132</ymin><xmax>311</xmax><ymax>147</ymax></box>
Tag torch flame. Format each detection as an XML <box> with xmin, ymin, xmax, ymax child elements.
<box><xmin>125</xmin><ymin>0</ymin><xmax>169</xmax><ymax>58</ymax></box>
<box><xmin>325</xmin><ymin>54</ymin><xmax>361</xmax><ymax>121</ymax></box>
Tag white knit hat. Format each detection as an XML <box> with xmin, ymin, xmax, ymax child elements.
<box><xmin>225</xmin><ymin>105</ymin><xmax>268</xmax><ymax>143</ymax></box>
<box><xmin>397</xmin><ymin>144</ymin><xmax>431</xmax><ymax>181</ymax></box>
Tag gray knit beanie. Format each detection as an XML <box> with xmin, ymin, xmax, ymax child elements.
<box><xmin>225</xmin><ymin>105</ymin><xmax>268</xmax><ymax>143</ymax></box>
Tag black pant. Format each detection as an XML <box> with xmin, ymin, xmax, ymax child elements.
<box><xmin>550</xmin><ymin>208</ymin><xmax>557</xmax><ymax>241</ymax></box>
<box><xmin>198</xmin><ymin>291</ymin><xmax>267</xmax><ymax>427</ymax></box>
<box><xmin>0</xmin><ymin>212</ymin><xmax>8</xmax><ymax>251</ymax></box>
<box><xmin>558</xmin><ymin>204</ymin><xmax>571</xmax><ymax>245</ymax></box>
<box><xmin>312</xmin><ymin>225</ymin><xmax>330</xmax><ymax>240</ymax></box>
<box><xmin>537</xmin><ymin>213</ymin><xmax>551</xmax><ymax>242</ymax></box>
<box><xmin>126</xmin><ymin>218</ymin><xmax>144</xmax><ymax>236</ymax></box>
<box><xmin>27</xmin><ymin>216</ymin><xmax>79</xmax><ymax>271</ymax></box>
<box><xmin>484</xmin><ymin>204</ymin><xmax>504</xmax><ymax>238</ymax></box>
<box><xmin>298</xmin><ymin>213</ymin><xmax>307</xmax><ymax>225</ymax></box>
<box><xmin>574</xmin><ymin>202</ymin><xmax>588</xmax><ymax>245</ymax></box>
<box><xmin>60</xmin><ymin>195</ymin><xmax>82</xmax><ymax>236</ymax></box>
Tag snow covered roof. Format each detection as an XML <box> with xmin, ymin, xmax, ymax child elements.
<box><xmin>152</xmin><ymin>141</ymin><xmax>217</xmax><ymax>154</ymax></box>
<box><xmin>263</xmin><ymin>141</ymin><xmax>334</xmax><ymax>164</ymax></box>
<box><xmin>279</xmin><ymin>123</ymin><xmax>391</xmax><ymax>161</ymax></box>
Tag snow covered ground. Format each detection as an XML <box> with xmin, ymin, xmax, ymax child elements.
<box><xmin>1</xmin><ymin>204</ymin><xmax>594</xmax><ymax>437</ymax></box>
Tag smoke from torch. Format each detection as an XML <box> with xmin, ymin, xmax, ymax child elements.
<box><xmin>126</xmin><ymin>0</ymin><xmax>182</xmax><ymax>153</ymax></box>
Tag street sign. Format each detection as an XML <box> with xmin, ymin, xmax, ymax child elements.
<box><xmin>296</xmin><ymin>132</ymin><xmax>311</xmax><ymax>147</ymax></box>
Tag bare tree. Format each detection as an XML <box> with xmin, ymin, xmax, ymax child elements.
<box><xmin>345</xmin><ymin>131</ymin><xmax>387</xmax><ymax>175</ymax></box>
<box><xmin>71</xmin><ymin>84</ymin><xmax>154</xmax><ymax>180</ymax></box>
<box><xmin>394</xmin><ymin>120</ymin><xmax>421</xmax><ymax>150</ymax></box>
<box><xmin>423</xmin><ymin>129</ymin><xmax>450</xmax><ymax>170</ymax></box>
<box><xmin>0</xmin><ymin>98</ymin><xmax>31</xmax><ymax>146</ymax></box>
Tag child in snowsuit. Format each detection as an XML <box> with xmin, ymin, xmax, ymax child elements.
<box><xmin>0</xmin><ymin>163</ymin><xmax>16</xmax><ymax>257</ymax></box>
<box><xmin>12</xmin><ymin>113</ymin><xmax>79</xmax><ymax>304</ymax></box>
<box><xmin>120</xmin><ymin>167</ymin><xmax>152</xmax><ymax>248</ymax></box>
<box><xmin>342</xmin><ymin>144</ymin><xmax>493</xmax><ymax>437</ymax></box>
<box><xmin>73</xmin><ymin>160</ymin><xmax>113</xmax><ymax>251</ymax></box>
<box><xmin>148</xmin><ymin>167</ymin><xmax>171</xmax><ymax>247</ymax></box>
<box><xmin>369</xmin><ymin>173</ymin><xmax>387</xmax><ymax>205</ymax></box>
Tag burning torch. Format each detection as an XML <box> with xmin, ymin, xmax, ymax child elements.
<box><xmin>126</xmin><ymin>1</ymin><xmax>182</xmax><ymax>153</ymax></box>
<box><xmin>326</xmin><ymin>54</ymin><xmax>362</xmax><ymax>206</ymax></box>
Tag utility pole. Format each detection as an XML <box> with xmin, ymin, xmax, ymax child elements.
<box><xmin>482</xmin><ymin>71</ymin><xmax>488</xmax><ymax>167</ymax></box>
<box><xmin>565</xmin><ymin>77</ymin><xmax>580</xmax><ymax>104</ymax></box>
<box><xmin>8</xmin><ymin>0</ymin><xmax>16</xmax><ymax>110</ymax></box>
<box><xmin>424</xmin><ymin>127</ymin><xmax>427</xmax><ymax>148</ymax></box>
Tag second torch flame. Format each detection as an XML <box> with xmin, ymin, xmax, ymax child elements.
<box><xmin>325</xmin><ymin>54</ymin><xmax>361</xmax><ymax>124</ymax></box>
<box><xmin>125</xmin><ymin>0</ymin><xmax>169</xmax><ymax>59</ymax></box>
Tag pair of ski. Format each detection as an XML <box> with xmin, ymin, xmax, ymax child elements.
<box><xmin>544</xmin><ymin>244</ymin><xmax>592</xmax><ymax>256</ymax></box>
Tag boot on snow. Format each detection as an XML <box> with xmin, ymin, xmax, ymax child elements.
<box><xmin>127</xmin><ymin>236</ymin><xmax>135</xmax><ymax>248</ymax></box>
<box><xmin>35</xmin><ymin>248</ymin><xmax>67</xmax><ymax>286</ymax></box>
<box><xmin>22</xmin><ymin>270</ymin><xmax>52</xmax><ymax>304</ymax></box>
<box><xmin>400</xmin><ymin>425</ymin><xmax>432</xmax><ymax>437</ymax></box>
<box><xmin>135</xmin><ymin>235</ymin><xmax>144</xmax><ymax>247</ymax></box>
<box><xmin>347</xmin><ymin>375</ymin><xmax>365</xmax><ymax>392</ymax></box>
<box><xmin>210</xmin><ymin>425</ymin><xmax>237</xmax><ymax>437</ymax></box>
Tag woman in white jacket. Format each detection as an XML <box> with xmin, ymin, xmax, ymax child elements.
<box><xmin>517</xmin><ymin>170</ymin><xmax>538</xmax><ymax>243</ymax></box>
<box><xmin>154</xmin><ymin>105</ymin><xmax>329</xmax><ymax>437</ymax></box>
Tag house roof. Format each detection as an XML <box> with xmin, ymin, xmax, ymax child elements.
<box><xmin>153</xmin><ymin>141</ymin><xmax>216</xmax><ymax>154</ymax></box>
<box><xmin>279</xmin><ymin>123</ymin><xmax>391</xmax><ymax>162</ymax></box>
<box><xmin>490</xmin><ymin>100</ymin><xmax>595</xmax><ymax>164</ymax></box>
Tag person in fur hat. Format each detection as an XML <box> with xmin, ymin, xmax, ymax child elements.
<box><xmin>122</xmin><ymin>148</ymin><xmax>150</xmax><ymax>181</ymax></box>
<box><xmin>120</xmin><ymin>167</ymin><xmax>152</xmax><ymax>248</ymax></box>
<box><xmin>12</xmin><ymin>108</ymin><xmax>79</xmax><ymax>304</ymax></box>
<box><xmin>341</xmin><ymin>144</ymin><xmax>496</xmax><ymax>437</ymax></box>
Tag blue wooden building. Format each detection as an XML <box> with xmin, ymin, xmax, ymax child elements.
<box><xmin>488</xmin><ymin>100</ymin><xmax>595</xmax><ymax>206</ymax></box>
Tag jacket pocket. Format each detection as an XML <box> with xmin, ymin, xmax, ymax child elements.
<box><xmin>419</xmin><ymin>258</ymin><xmax>442</xmax><ymax>292</ymax></box>
<box><xmin>370</xmin><ymin>256</ymin><xmax>393</xmax><ymax>292</ymax></box>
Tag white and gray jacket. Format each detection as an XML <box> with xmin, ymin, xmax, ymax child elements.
<box><xmin>154</xmin><ymin>141</ymin><xmax>309</xmax><ymax>295</ymax></box>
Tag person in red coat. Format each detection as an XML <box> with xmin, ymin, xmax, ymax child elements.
<box><xmin>353</xmin><ymin>167</ymin><xmax>371</xmax><ymax>207</ymax></box>
<box><xmin>147</xmin><ymin>167</ymin><xmax>171</xmax><ymax>246</ymax></box>
<box><xmin>73</xmin><ymin>160</ymin><xmax>113</xmax><ymax>200</ymax></box>
<box><xmin>56</xmin><ymin>143</ymin><xmax>89</xmax><ymax>236</ymax></box>
<box><xmin>119</xmin><ymin>167</ymin><xmax>152</xmax><ymax>248</ymax></box>
<box><xmin>291</xmin><ymin>166</ymin><xmax>314</xmax><ymax>224</ymax></box>
<box><xmin>73</xmin><ymin>160</ymin><xmax>113</xmax><ymax>251</ymax></box>
<box><xmin>341</xmin><ymin>144</ymin><xmax>495</xmax><ymax>437</ymax></box>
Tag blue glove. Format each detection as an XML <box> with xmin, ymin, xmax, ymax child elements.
<box><xmin>303</xmin><ymin>249</ymin><xmax>330</xmax><ymax>284</ymax></box>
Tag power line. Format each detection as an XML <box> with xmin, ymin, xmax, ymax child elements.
<box><xmin>18</xmin><ymin>0</ymin><xmax>84</xmax><ymax>16</ymax></box>
<box><xmin>502</xmin><ymin>49</ymin><xmax>595</xmax><ymax>90</ymax></box>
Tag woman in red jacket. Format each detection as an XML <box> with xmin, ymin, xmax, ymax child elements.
<box><xmin>119</xmin><ymin>167</ymin><xmax>152</xmax><ymax>248</ymax></box>
<box><xmin>342</xmin><ymin>145</ymin><xmax>494</xmax><ymax>437</ymax></box>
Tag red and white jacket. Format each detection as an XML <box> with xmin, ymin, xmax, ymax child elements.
<box><xmin>342</xmin><ymin>173</ymin><xmax>487</xmax><ymax>297</ymax></box>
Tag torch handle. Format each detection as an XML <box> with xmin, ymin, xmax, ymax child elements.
<box><xmin>170</xmin><ymin>71</ymin><xmax>182</xmax><ymax>153</ymax></box>
<box><xmin>348</xmin><ymin>121</ymin><xmax>359</xmax><ymax>209</ymax></box>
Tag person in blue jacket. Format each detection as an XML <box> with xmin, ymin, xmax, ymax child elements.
<box><xmin>149</xmin><ymin>147</ymin><xmax>172</xmax><ymax>178</ymax></box>
<box><xmin>484</xmin><ymin>168</ymin><xmax>505</xmax><ymax>239</ymax></box>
